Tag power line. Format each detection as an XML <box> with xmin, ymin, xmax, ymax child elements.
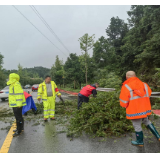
<box><xmin>12</xmin><ymin>5</ymin><xmax>67</xmax><ymax>56</ymax></box>
<box><xmin>30</xmin><ymin>5</ymin><xmax>70</xmax><ymax>53</ymax></box>
<box><xmin>30</xmin><ymin>5</ymin><xmax>71</xmax><ymax>54</ymax></box>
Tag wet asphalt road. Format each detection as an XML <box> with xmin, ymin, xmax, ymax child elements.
<box><xmin>0</xmin><ymin>89</ymin><xmax>160</xmax><ymax>153</ymax></box>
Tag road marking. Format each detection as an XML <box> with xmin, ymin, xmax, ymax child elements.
<box><xmin>30</xmin><ymin>91</ymin><xmax>33</xmax><ymax>95</ymax></box>
<box><xmin>0</xmin><ymin>120</ymin><xmax>16</xmax><ymax>153</ymax></box>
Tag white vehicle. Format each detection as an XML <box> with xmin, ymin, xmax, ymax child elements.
<box><xmin>24</xmin><ymin>84</ymin><xmax>31</xmax><ymax>89</ymax></box>
<box><xmin>0</xmin><ymin>86</ymin><xmax>9</xmax><ymax>101</ymax></box>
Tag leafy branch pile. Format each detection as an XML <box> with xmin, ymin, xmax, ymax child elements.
<box><xmin>0</xmin><ymin>108</ymin><xmax>14</xmax><ymax>118</ymax></box>
<box><xmin>67</xmin><ymin>91</ymin><xmax>134</xmax><ymax>137</ymax></box>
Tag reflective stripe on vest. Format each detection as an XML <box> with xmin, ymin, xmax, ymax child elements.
<box><xmin>9</xmin><ymin>86</ymin><xmax>23</xmax><ymax>96</ymax></box>
<box><xmin>13</xmin><ymin>87</ymin><xmax>14</xmax><ymax>94</ymax></box>
<box><xmin>126</xmin><ymin>110</ymin><xmax>151</xmax><ymax>117</ymax></box>
<box><xmin>16</xmin><ymin>99</ymin><xmax>23</xmax><ymax>101</ymax></box>
<box><xmin>124</xmin><ymin>83</ymin><xmax>149</xmax><ymax>100</ymax></box>
<box><xmin>119</xmin><ymin>98</ymin><xmax>129</xmax><ymax>103</ymax></box>
<box><xmin>9</xmin><ymin>93</ymin><xmax>23</xmax><ymax>95</ymax></box>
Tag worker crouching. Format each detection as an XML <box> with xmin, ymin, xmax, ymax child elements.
<box><xmin>78</xmin><ymin>83</ymin><xmax>99</xmax><ymax>109</ymax></box>
<box><xmin>119</xmin><ymin>71</ymin><xmax>160</xmax><ymax>146</ymax></box>
<box><xmin>37</xmin><ymin>75</ymin><xmax>61</xmax><ymax>121</ymax></box>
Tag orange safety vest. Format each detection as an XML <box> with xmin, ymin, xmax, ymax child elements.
<box><xmin>119</xmin><ymin>77</ymin><xmax>152</xmax><ymax>119</ymax></box>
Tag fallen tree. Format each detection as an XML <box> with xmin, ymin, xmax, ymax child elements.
<box><xmin>67</xmin><ymin>91</ymin><xmax>135</xmax><ymax>137</ymax></box>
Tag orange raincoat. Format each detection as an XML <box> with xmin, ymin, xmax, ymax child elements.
<box><xmin>119</xmin><ymin>77</ymin><xmax>152</xmax><ymax>119</ymax></box>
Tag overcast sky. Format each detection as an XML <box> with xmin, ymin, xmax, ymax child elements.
<box><xmin>0</xmin><ymin>5</ymin><xmax>131</xmax><ymax>70</ymax></box>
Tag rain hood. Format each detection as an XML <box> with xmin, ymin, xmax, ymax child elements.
<box><xmin>7</xmin><ymin>73</ymin><xmax>20</xmax><ymax>85</ymax></box>
<box><xmin>123</xmin><ymin>77</ymin><xmax>146</xmax><ymax>97</ymax></box>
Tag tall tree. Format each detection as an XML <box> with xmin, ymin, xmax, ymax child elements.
<box><xmin>51</xmin><ymin>55</ymin><xmax>63</xmax><ymax>86</ymax></box>
<box><xmin>79</xmin><ymin>33</ymin><xmax>95</xmax><ymax>85</ymax></box>
<box><xmin>64</xmin><ymin>53</ymin><xmax>84</xmax><ymax>89</ymax></box>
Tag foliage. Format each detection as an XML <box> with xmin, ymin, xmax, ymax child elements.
<box><xmin>99</xmin><ymin>73</ymin><xmax>122</xmax><ymax>89</ymax></box>
<box><xmin>67</xmin><ymin>91</ymin><xmax>134</xmax><ymax>137</ymax></box>
<box><xmin>3</xmin><ymin>65</ymin><xmax>49</xmax><ymax>87</ymax></box>
<box><xmin>58</xmin><ymin>87</ymin><xmax>80</xmax><ymax>93</ymax></box>
<box><xmin>0</xmin><ymin>53</ymin><xmax>6</xmax><ymax>89</ymax></box>
<box><xmin>23</xmin><ymin>66</ymin><xmax>50</xmax><ymax>79</ymax></box>
<box><xmin>92</xmin><ymin>6</ymin><xmax>160</xmax><ymax>85</ymax></box>
<box><xmin>64</xmin><ymin>53</ymin><xmax>84</xmax><ymax>89</ymax></box>
<box><xmin>16</xmin><ymin>64</ymin><xmax>43</xmax><ymax>86</ymax></box>
<box><xmin>51</xmin><ymin>55</ymin><xmax>64</xmax><ymax>86</ymax></box>
<box><xmin>151</xmin><ymin>68</ymin><xmax>160</xmax><ymax>91</ymax></box>
<box><xmin>93</xmin><ymin>68</ymin><xmax>122</xmax><ymax>89</ymax></box>
<box><xmin>78</xmin><ymin>33</ymin><xmax>95</xmax><ymax>85</ymax></box>
<box><xmin>150</xmin><ymin>97</ymin><xmax>160</xmax><ymax>109</ymax></box>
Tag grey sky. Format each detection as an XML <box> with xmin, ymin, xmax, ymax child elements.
<box><xmin>0</xmin><ymin>5</ymin><xmax>131</xmax><ymax>70</ymax></box>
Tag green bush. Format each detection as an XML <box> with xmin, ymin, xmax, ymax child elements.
<box><xmin>99</xmin><ymin>72</ymin><xmax>122</xmax><ymax>89</ymax></box>
<box><xmin>150</xmin><ymin>97</ymin><xmax>160</xmax><ymax>109</ymax></box>
<box><xmin>67</xmin><ymin>91</ymin><xmax>134</xmax><ymax>137</ymax></box>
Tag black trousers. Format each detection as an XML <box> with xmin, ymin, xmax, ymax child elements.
<box><xmin>77</xmin><ymin>95</ymin><xmax>89</xmax><ymax>110</ymax></box>
<box><xmin>13</xmin><ymin>107</ymin><xmax>24</xmax><ymax>132</ymax></box>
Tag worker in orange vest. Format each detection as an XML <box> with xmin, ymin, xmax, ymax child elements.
<box><xmin>119</xmin><ymin>71</ymin><xmax>160</xmax><ymax>146</ymax></box>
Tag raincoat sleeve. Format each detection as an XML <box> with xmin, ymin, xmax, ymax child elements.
<box><xmin>54</xmin><ymin>83</ymin><xmax>61</xmax><ymax>96</ymax></box>
<box><xmin>14</xmin><ymin>83</ymin><xmax>26</xmax><ymax>107</ymax></box>
<box><xmin>119</xmin><ymin>85</ymin><xmax>130</xmax><ymax>108</ymax></box>
<box><xmin>145</xmin><ymin>83</ymin><xmax>152</xmax><ymax>97</ymax></box>
<box><xmin>37</xmin><ymin>83</ymin><xmax>43</xmax><ymax>99</ymax></box>
<box><xmin>92</xmin><ymin>89</ymin><xmax>97</xmax><ymax>97</ymax></box>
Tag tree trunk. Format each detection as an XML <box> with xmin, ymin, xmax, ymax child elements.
<box><xmin>63</xmin><ymin>78</ymin><xmax>64</xmax><ymax>88</ymax></box>
<box><xmin>85</xmin><ymin>52</ymin><xmax>87</xmax><ymax>85</ymax></box>
<box><xmin>74</xmin><ymin>80</ymin><xmax>75</xmax><ymax>89</ymax></box>
<box><xmin>85</xmin><ymin>63</ymin><xmax>87</xmax><ymax>85</ymax></box>
<box><xmin>85</xmin><ymin>36</ymin><xmax>88</xmax><ymax>85</ymax></box>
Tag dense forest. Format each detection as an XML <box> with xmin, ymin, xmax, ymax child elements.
<box><xmin>51</xmin><ymin>5</ymin><xmax>160</xmax><ymax>91</ymax></box>
<box><xmin>0</xmin><ymin>62</ymin><xmax>50</xmax><ymax>88</ymax></box>
<box><xmin>0</xmin><ymin>5</ymin><xmax>160</xmax><ymax>91</ymax></box>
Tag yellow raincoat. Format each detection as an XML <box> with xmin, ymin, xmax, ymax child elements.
<box><xmin>7</xmin><ymin>73</ymin><xmax>26</xmax><ymax>107</ymax></box>
<box><xmin>37</xmin><ymin>81</ymin><xmax>61</xmax><ymax>118</ymax></box>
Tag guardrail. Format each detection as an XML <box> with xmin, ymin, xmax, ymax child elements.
<box><xmin>96</xmin><ymin>88</ymin><xmax>160</xmax><ymax>98</ymax></box>
<box><xmin>150</xmin><ymin>92</ymin><xmax>160</xmax><ymax>98</ymax></box>
<box><xmin>81</xmin><ymin>86</ymin><xmax>160</xmax><ymax>97</ymax></box>
<box><xmin>96</xmin><ymin>88</ymin><xmax>115</xmax><ymax>92</ymax></box>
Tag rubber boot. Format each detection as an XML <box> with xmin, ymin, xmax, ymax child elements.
<box><xmin>131</xmin><ymin>131</ymin><xmax>144</xmax><ymax>146</ymax></box>
<box><xmin>13</xmin><ymin>130</ymin><xmax>21</xmax><ymax>137</ymax></box>
<box><xmin>13</xmin><ymin>119</ymin><xmax>24</xmax><ymax>132</ymax></box>
<box><xmin>13</xmin><ymin>129</ymin><xmax>17</xmax><ymax>132</ymax></box>
<box><xmin>13</xmin><ymin>121</ymin><xmax>22</xmax><ymax>137</ymax></box>
<box><xmin>147</xmin><ymin>123</ymin><xmax>160</xmax><ymax>141</ymax></box>
<box><xmin>13</xmin><ymin>121</ymin><xmax>18</xmax><ymax>132</ymax></box>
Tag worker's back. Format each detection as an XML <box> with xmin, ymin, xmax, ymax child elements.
<box><xmin>79</xmin><ymin>85</ymin><xmax>96</xmax><ymax>97</ymax></box>
<box><xmin>120</xmin><ymin>77</ymin><xmax>152</xmax><ymax>119</ymax></box>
